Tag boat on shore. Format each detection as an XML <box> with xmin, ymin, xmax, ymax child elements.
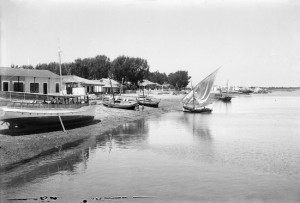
<box><xmin>102</xmin><ymin>76</ymin><xmax>139</xmax><ymax>110</ymax></box>
<box><xmin>182</xmin><ymin>68</ymin><xmax>220</xmax><ymax>113</ymax></box>
<box><xmin>137</xmin><ymin>95</ymin><xmax>160</xmax><ymax>108</ymax></box>
<box><xmin>103</xmin><ymin>96</ymin><xmax>138</xmax><ymax>110</ymax></box>
<box><xmin>0</xmin><ymin>91</ymin><xmax>96</xmax><ymax>130</ymax></box>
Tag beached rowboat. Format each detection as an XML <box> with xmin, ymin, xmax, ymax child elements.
<box><xmin>103</xmin><ymin>97</ymin><xmax>138</xmax><ymax>110</ymax></box>
<box><xmin>137</xmin><ymin>95</ymin><xmax>160</xmax><ymax>108</ymax></box>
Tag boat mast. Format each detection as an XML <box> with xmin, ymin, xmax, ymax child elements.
<box><xmin>109</xmin><ymin>75</ymin><xmax>115</xmax><ymax>103</ymax></box>
<box><xmin>226</xmin><ymin>80</ymin><xmax>229</xmax><ymax>96</ymax></box>
<box><xmin>191</xmin><ymin>81</ymin><xmax>195</xmax><ymax>109</ymax></box>
<box><xmin>58</xmin><ymin>49</ymin><xmax>63</xmax><ymax>95</ymax></box>
<box><xmin>120</xmin><ymin>77</ymin><xmax>124</xmax><ymax>95</ymax></box>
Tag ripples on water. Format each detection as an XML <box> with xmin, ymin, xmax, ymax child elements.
<box><xmin>1</xmin><ymin>90</ymin><xmax>300</xmax><ymax>202</ymax></box>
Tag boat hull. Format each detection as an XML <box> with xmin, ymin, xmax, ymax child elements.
<box><xmin>137</xmin><ymin>101</ymin><xmax>159</xmax><ymax>108</ymax></box>
<box><xmin>0</xmin><ymin>104</ymin><xmax>96</xmax><ymax>127</ymax></box>
<box><xmin>182</xmin><ymin>105</ymin><xmax>212</xmax><ymax>113</ymax></box>
<box><xmin>137</xmin><ymin>96</ymin><xmax>160</xmax><ymax>108</ymax></box>
<box><xmin>103</xmin><ymin>100</ymin><xmax>138</xmax><ymax>110</ymax></box>
<box><xmin>219</xmin><ymin>96</ymin><xmax>232</xmax><ymax>102</ymax></box>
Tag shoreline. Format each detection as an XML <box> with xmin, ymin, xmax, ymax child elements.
<box><xmin>0</xmin><ymin>94</ymin><xmax>182</xmax><ymax>170</ymax></box>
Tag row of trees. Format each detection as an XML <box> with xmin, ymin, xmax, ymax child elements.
<box><xmin>11</xmin><ymin>55</ymin><xmax>190</xmax><ymax>90</ymax></box>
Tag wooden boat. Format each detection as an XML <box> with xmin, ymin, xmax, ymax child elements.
<box><xmin>0</xmin><ymin>92</ymin><xmax>96</xmax><ymax>130</ymax></box>
<box><xmin>181</xmin><ymin>68</ymin><xmax>220</xmax><ymax>113</ymax></box>
<box><xmin>219</xmin><ymin>95</ymin><xmax>232</xmax><ymax>102</ymax></box>
<box><xmin>102</xmin><ymin>76</ymin><xmax>138</xmax><ymax>110</ymax></box>
<box><xmin>102</xmin><ymin>97</ymin><xmax>138</xmax><ymax>110</ymax></box>
<box><xmin>182</xmin><ymin>103</ymin><xmax>213</xmax><ymax>113</ymax></box>
<box><xmin>137</xmin><ymin>95</ymin><xmax>160</xmax><ymax>108</ymax></box>
<box><xmin>215</xmin><ymin>81</ymin><xmax>233</xmax><ymax>102</ymax></box>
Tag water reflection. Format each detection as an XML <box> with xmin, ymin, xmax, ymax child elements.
<box><xmin>0</xmin><ymin>138</ymin><xmax>92</xmax><ymax>190</ymax></box>
<box><xmin>95</xmin><ymin>119</ymin><xmax>149</xmax><ymax>151</ymax></box>
<box><xmin>181</xmin><ymin>113</ymin><xmax>212</xmax><ymax>140</ymax></box>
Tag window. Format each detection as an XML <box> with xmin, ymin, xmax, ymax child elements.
<box><xmin>56</xmin><ymin>83</ymin><xmax>59</xmax><ymax>93</ymax></box>
<box><xmin>3</xmin><ymin>82</ymin><xmax>9</xmax><ymax>91</ymax></box>
<box><xmin>30</xmin><ymin>83</ymin><xmax>39</xmax><ymax>93</ymax></box>
<box><xmin>13</xmin><ymin>82</ymin><xmax>24</xmax><ymax>92</ymax></box>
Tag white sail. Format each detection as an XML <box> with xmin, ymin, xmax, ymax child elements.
<box><xmin>182</xmin><ymin>68</ymin><xmax>220</xmax><ymax>107</ymax></box>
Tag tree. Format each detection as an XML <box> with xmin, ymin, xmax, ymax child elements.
<box><xmin>147</xmin><ymin>71</ymin><xmax>168</xmax><ymax>84</ymax></box>
<box><xmin>168</xmin><ymin>70</ymin><xmax>191</xmax><ymax>90</ymax></box>
<box><xmin>111</xmin><ymin>56</ymin><xmax>149</xmax><ymax>87</ymax></box>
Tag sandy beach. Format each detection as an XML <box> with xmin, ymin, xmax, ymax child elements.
<box><xmin>0</xmin><ymin>94</ymin><xmax>182</xmax><ymax>169</ymax></box>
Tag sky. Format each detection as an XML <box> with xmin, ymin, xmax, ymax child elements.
<box><xmin>1</xmin><ymin>0</ymin><xmax>300</xmax><ymax>87</ymax></box>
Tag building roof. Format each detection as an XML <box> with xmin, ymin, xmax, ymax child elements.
<box><xmin>62</xmin><ymin>75</ymin><xmax>105</xmax><ymax>86</ymax></box>
<box><xmin>99</xmin><ymin>78</ymin><xmax>120</xmax><ymax>88</ymax></box>
<box><xmin>139</xmin><ymin>80</ymin><xmax>156</xmax><ymax>87</ymax></box>
<box><xmin>0</xmin><ymin>67</ymin><xmax>60</xmax><ymax>78</ymax></box>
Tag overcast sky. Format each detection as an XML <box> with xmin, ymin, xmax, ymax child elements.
<box><xmin>1</xmin><ymin>0</ymin><xmax>300</xmax><ymax>87</ymax></box>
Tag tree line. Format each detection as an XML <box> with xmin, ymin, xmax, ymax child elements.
<box><xmin>11</xmin><ymin>55</ymin><xmax>190</xmax><ymax>90</ymax></box>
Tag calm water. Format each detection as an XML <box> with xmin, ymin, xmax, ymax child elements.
<box><xmin>1</xmin><ymin>90</ymin><xmax>300</xmax><ymax>202</ymax></box>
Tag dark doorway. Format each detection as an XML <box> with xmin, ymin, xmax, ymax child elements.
<box><xmin>3</xmin><ymin>82</ymin><xmax>9</xmax><ymax>91</ymax></box>
<box><xmin>43</xmin><ymin>83</ymin><xmax>48</xmax><ymax>94</ymax></box>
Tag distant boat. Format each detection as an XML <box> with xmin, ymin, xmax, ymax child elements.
<box><xmin>0</xmin><ymin>92</ymin><xmax>96</xmax><ymax>130</ymax></box>
<box><xmin>219</xmin><ymin>80</ymin><xmax>232</xmax><ymax>102</ymax></box>
<box><xmin>238</xmin><ymin>87</ymin><xmax>253</xmax><ymax>94</ymax></box>
<box><xmin>219</xmin><ymin>95</ymin><xmax>232</xmax><ymax>102</ymax></box>
<box><xmin>182</xmin><ymin>68</ymin><xmax>220</xmax><ymax>113</ymax></box>
<box><xmin>137</xmin><ymin>95</ymin><xmax>160</xmax><ymax>108</ymax></box>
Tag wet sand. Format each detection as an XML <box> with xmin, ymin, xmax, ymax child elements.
<box><xmin>0</xmin><ymin>94</ymin><xmax>182</xmax><ymax>169</ymax></box>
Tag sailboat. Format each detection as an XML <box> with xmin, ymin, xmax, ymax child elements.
<box><xmin>102</xmin><ymin>77</ymin><xmax>138</xmax><ymax>110</ymax></box>
<box><xmin>182</xmin><ymin>68</ymin><xmax>220</xmax><ymax>113</ymax></box>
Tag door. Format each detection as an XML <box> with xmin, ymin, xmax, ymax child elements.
<box><xmin>3</xmin><ymin>82</ymin><xmax>9</xmax><ymax>91</ymax></box>
<box><xmin>43</xmin><ymin>83</ymin><xmax>48</xmax><ymax>94</ymax></box>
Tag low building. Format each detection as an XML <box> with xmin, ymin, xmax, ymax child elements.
<box><xmin>99</xmin><ymin>78</ymin><xmax>121</xmax><ymax>93</ymax></box>
<box><xmin>62</xmin><ymin>75</ymin><xmax>105</xmax><ymax>95</ymax></box>
<box><xmin>0</xmin><ymin>67</ymin><xmax>61</xmax><ymax>94</ymax></box>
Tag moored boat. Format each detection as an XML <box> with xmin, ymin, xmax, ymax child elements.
<box><xmin>181</xmin><ymin>68</ymin><xmax>220</xmax><ymax>113</ymax></box>
<box><xmin>219</xmin><ymin>95</ymin><xmax>232</xmax><ymax>102</ymax></box>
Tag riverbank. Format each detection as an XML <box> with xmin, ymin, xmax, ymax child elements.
<box><xmin>0</xmin><ymin>94</ymin><xmax>182</xmax><ymax>169</ymax></box>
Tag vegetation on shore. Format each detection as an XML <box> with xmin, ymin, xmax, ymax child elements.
<box><xmin>11</xmin><ymin>55</ymin><xmax>191</xmax><ymax>90</ymax></box>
